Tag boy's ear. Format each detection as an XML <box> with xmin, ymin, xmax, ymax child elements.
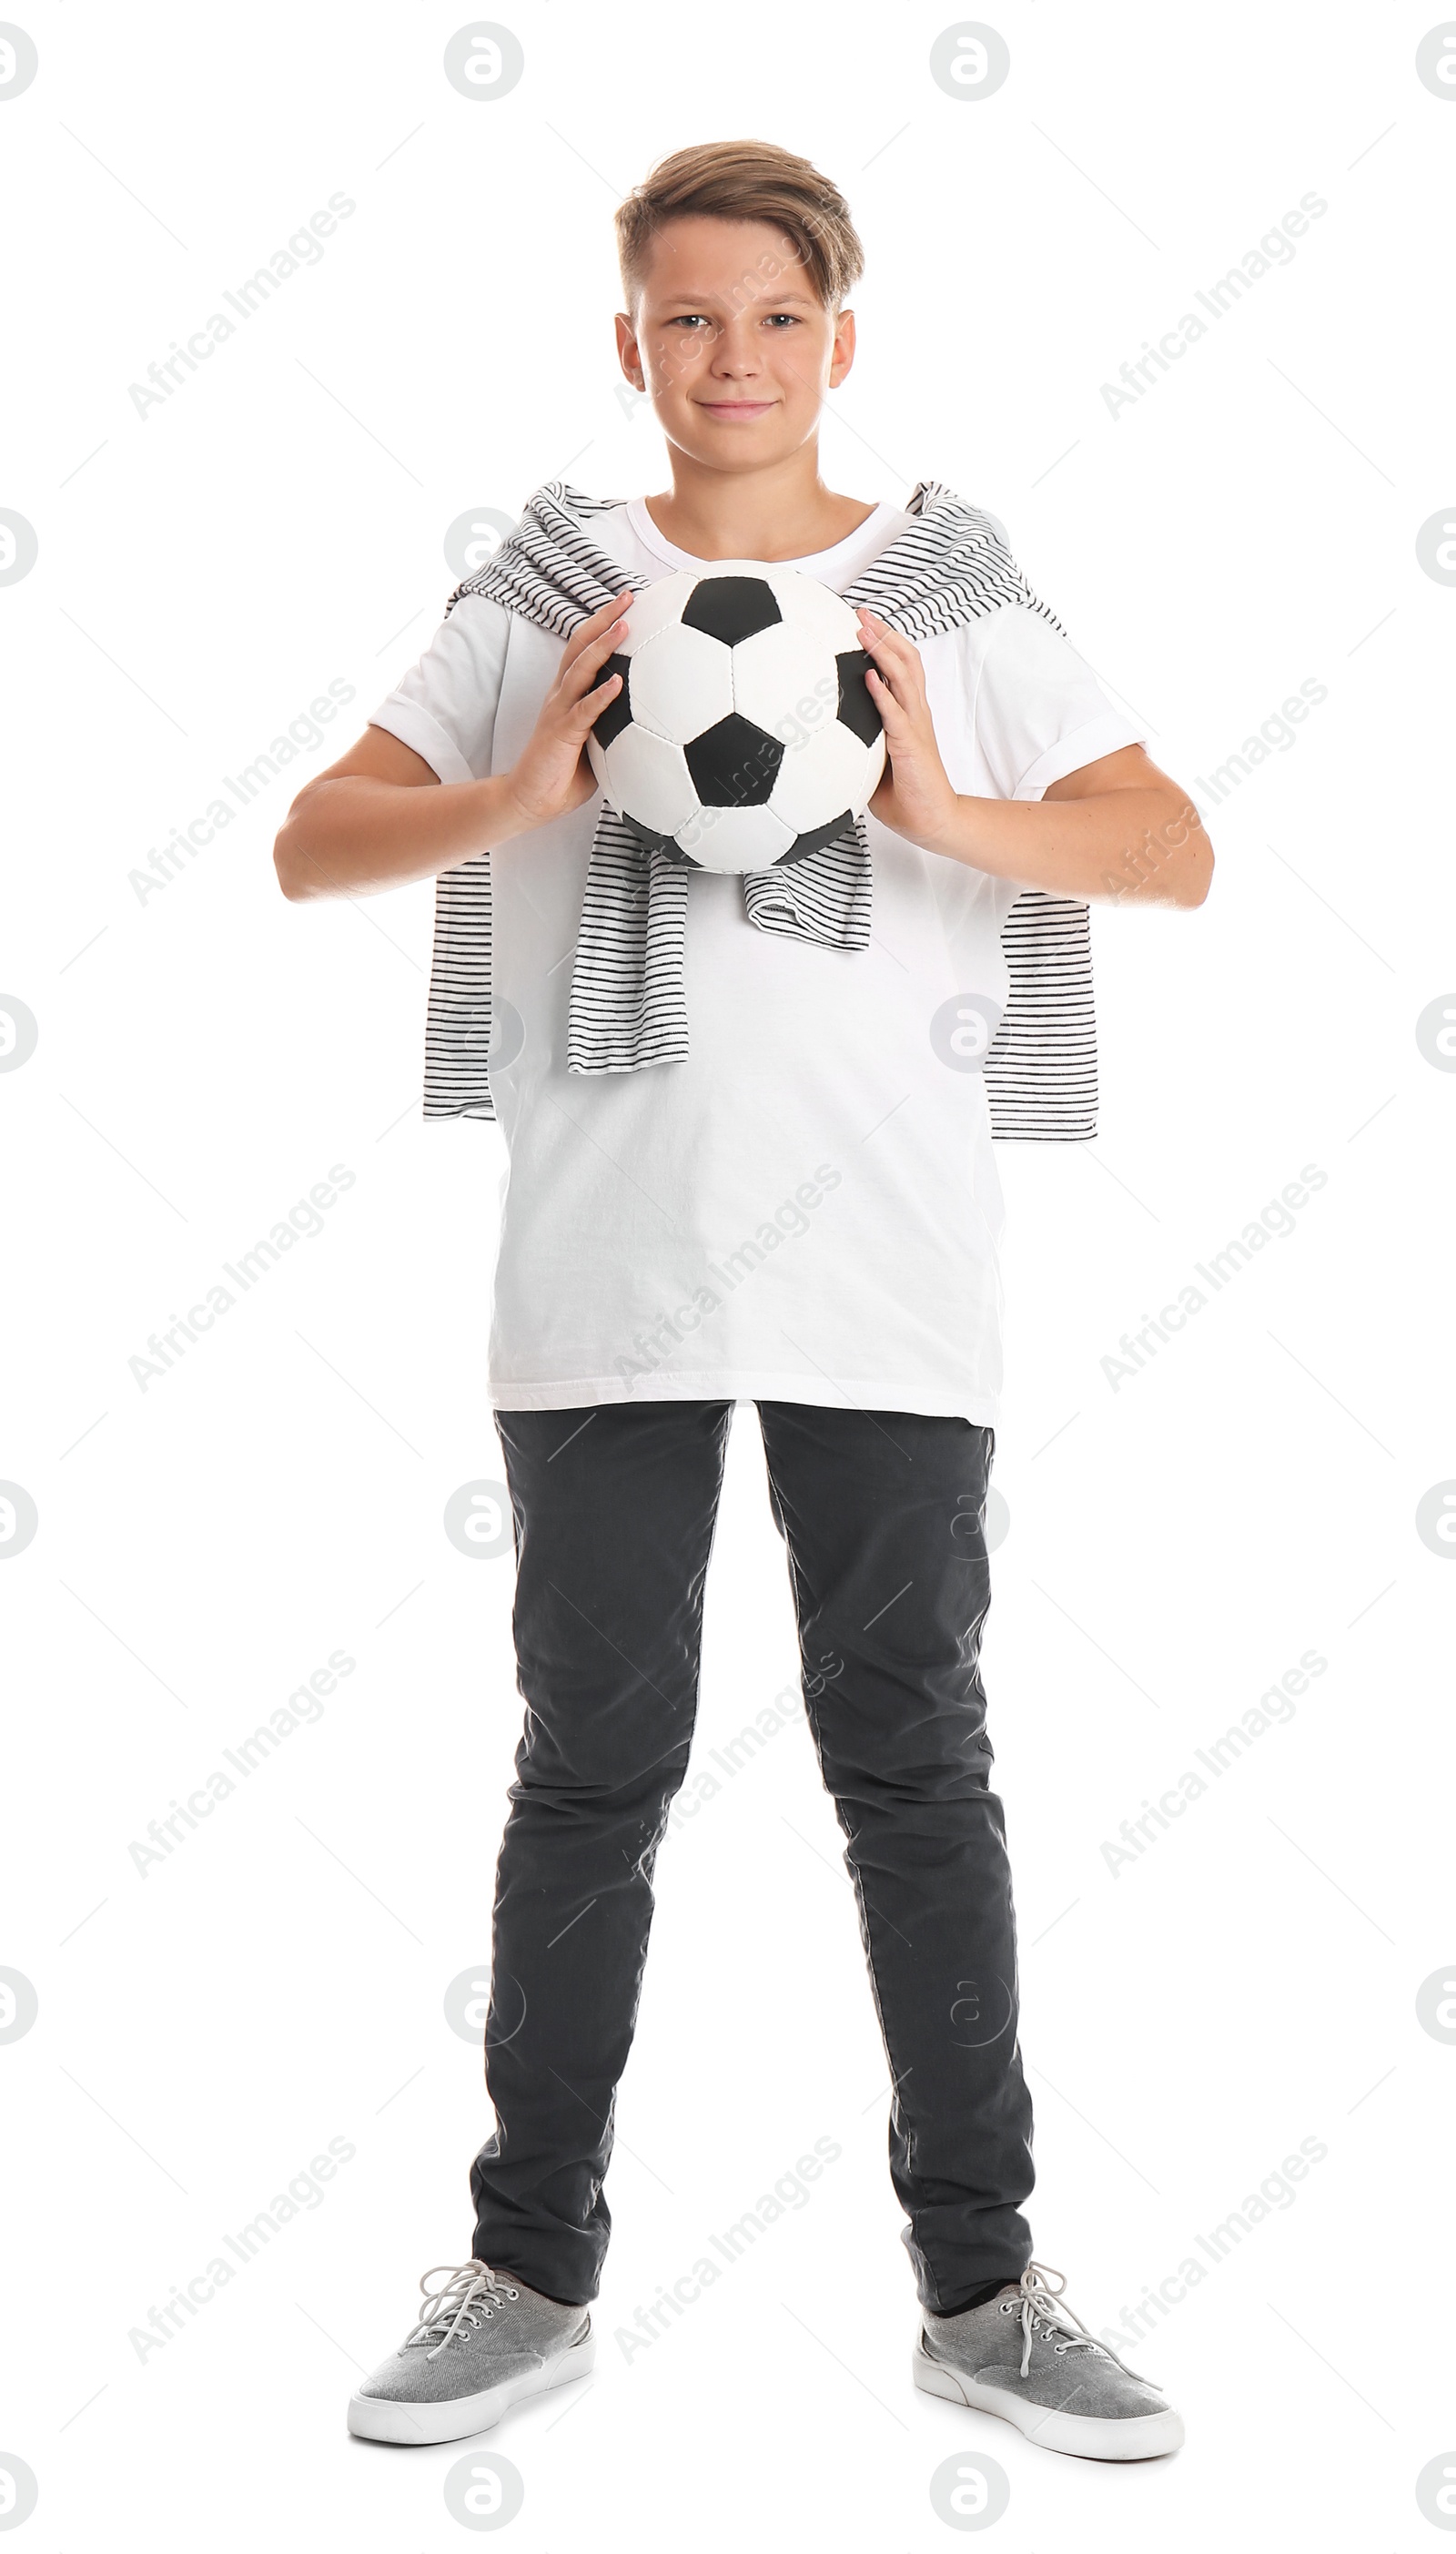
<box><xmin>614</xmin><ymin>309</ymin><xmax>645</xmax><ymax>390</ymax></box>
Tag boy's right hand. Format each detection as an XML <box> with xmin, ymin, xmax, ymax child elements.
<box><xmin>501</xmin><ymin>590</ymin><xmax>632</xmax><ymax>836</ymax></box>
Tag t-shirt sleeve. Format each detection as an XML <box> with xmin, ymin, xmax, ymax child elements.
<box><xmin>972</xmin><ymin>589</ymin><xmax>1148</xmax><ymax>804</ymax></box>
<box><xmin>367</xmin><ymin>593</ymin><xmax>512</xmax><ymax>785</ymax></box>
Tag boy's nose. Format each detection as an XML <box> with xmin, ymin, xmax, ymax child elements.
<box><xmin>711</xmin><ymin>345</ymin><xmax>764</xmax><ymax>377</ymax></box>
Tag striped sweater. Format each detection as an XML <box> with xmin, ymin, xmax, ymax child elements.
<box><xmin>422</xmin><ymin>478</ymin><xmax>1099</xmax><ymax>1141</ymax></box>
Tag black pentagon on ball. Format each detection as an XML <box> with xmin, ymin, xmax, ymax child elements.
<box><xmin>592</xmin><ymin>651</ymin><xmax>634</xmax><ymax>750</ymax></box>
<box><xmin>835</xmin><ymin>647</ymin><xmax>883</xmax><ymax>746</ymax></box>
<box><xmin>683</xmin><ymin>712</ymin><xmax>784</xmax><ymax>807</ymax></box>
<box><xmin>681</xmin><ymin>574</ymin><xmax>783</xmax><ymax>646</ymax></box>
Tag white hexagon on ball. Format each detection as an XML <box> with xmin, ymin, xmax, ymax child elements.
<box><xmin>618</xmin><ymin>572</ymin><xmax>694</xmax><ymax>653</ymax></box>
<box><xmin>762</xmin><ymin>569</ymin><xmax>862</xmax><ymax>654</ymax></box>
<box><xmin>730</xmin><ymin>620</ymin><xmax>839</xmax><ymax>740</ymax></box>
<box><xmin>628</xmin><ymin>623</ymin><xmax>734</xmax><ymax>745</ymax></box>
<box><xmin>675</xmin><ymin>801</ymin><xmax>796</xmax><ymax>873</ymax></box>
<box><xmin>769</xmin><ymin>719</ymin><xmax>880</xmax><ymax>834</ymax></box>
<box><xmin>601</xmin><ymin>725</ymin><xmax>698</xmax><ymax>836</ymax></box>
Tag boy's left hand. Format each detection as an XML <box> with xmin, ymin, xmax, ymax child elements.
<box><xmin>855</xmin><ymin>606</ymin><xmax>959</xmax><ymax>850</ymax></box>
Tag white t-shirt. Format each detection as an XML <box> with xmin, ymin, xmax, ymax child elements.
<box><xmin>369</xmin><ymin>495</ymin><xmax>1144</xmax><ymax>1424</ymax></box>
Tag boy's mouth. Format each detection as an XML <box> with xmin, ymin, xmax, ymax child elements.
<box><xmin>697</xmin><ymin>398</ymin><xmax>776</xmax><ymax>417</ymax></box>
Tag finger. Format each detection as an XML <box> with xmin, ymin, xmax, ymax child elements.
<box><xmin>864</xmin><ymin>662</ymin><xmax>908</xmax><ymax>722</ymax></box>
<box><xmin>568</xmin><ymin>666</ymin><xmax>623</xmax><ymax>731</ymax></box>
<box><xmin>565</xmin><ymin>593</ymin><xmax>632</xmax><ymax>659</ymax></box>
<box><xmin>857</xmin><ymin>610</ymin><xmax>923</xmax><ymax>684</ymax></box>
<box><xmin>857</xmin><ymin>607</ymin><xmax>919</xmax><ymax>659</ymax></box>
<box><xmin>864</xmin><ymin>648</ymin><xmax>925</xmax><ymax>725</ymax></box>
<box><xmin>561</xmin><ymin>610</ymin><xmax>631</xmax><ymax>694</ymax></box>
<box><xmin>561</xmin><ymin>589</ymin><xmax>633</xmax><ymax>670</ymax></box>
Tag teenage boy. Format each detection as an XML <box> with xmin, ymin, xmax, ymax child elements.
<box><xmin>276</xmin><ymin>139</ymin><xmax>1211</xmax><ymax>2461</ymax></box>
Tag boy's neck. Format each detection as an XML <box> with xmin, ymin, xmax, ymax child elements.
<box><xmin>642</xmin><ymin>451</ymin><xmax>880</xmax><ymax>562</ymax></box>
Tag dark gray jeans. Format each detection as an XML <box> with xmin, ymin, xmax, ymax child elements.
<box><xmin>470</xmin><ymin>1397</ymin><xmax>1035</xmax><ymax>2316</ymax></box>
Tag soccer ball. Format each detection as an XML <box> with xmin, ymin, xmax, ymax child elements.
<box><xmin>586</xmin><ymin>564</ymin><xmax>885</xmax><ymax>873</ymax></box>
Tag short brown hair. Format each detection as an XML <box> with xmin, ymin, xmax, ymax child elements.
<box><xmin>615</xmin><ymin>139</ymin><xmax>864</xmax><ymax>315</ymax></box>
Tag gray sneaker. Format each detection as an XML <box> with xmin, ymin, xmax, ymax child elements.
<box><xmin>348</xmin><ymin>2260</ymin><xmax>595</xmax><ymax>2446</ymax></box>
<box><xmin>913</xmin><ymin>2261</ymin><xmax>1184</xmax><ymax>2461</ymax></box>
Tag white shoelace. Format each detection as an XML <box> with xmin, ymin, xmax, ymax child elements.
<box><xmin>998</xmin><ymin>2260</ymin><xmax>1159</xmax><ymax>2387</ymax></box>
<box><xmin>403</xmin><ymin>2262</ymin><xmax>521</xmax><ymax>2360</ymax></box>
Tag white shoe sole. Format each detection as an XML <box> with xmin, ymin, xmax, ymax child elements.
<box><xmin>912</xmin><ymin>2337</ymin><xmax>1184</xmax><ymax>2461</ymax></box>
<box><xmin>348</xmin><ymin>2328</ymin><xmax>596</xmax><ymax>2447</ymax></box>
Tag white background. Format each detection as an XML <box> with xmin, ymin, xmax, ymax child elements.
<box><xmin>3</xmin><ymin>2</ymin><xmax>1453</xmax><ymax>2545</ymax></box>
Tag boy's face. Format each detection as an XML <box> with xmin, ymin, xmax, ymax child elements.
<box><xmin>615</xmin><ymin>215</ymin><xmax>855</xmax><ymax>471</ymax></box>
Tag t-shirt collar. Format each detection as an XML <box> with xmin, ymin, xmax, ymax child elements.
<box><xmin>623</xmin><ymin>493</ymin><xmax>898</xmax><ymax>576</ymax></box>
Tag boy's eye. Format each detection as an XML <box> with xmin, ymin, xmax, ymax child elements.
<box><xmin>666</xmin><ymin>312</ymin><xmax>800</xmax><ymax>329</ymax></box>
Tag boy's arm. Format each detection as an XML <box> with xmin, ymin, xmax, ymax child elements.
<box><xmin>857</xmin><ymin>606</ymin><xmax>1214</xmax><ymax>909</ymax></box>
<box><xmin>272</xmin><ymin>588</ymin><xmax>632</xmax><ymax>901</ymax></box>
<box><xmin>274</xmin><ymin>726</ymin><xmax>518</xmax><ymax>902</ymax></box>
<box><xmin>943</xmin><ymin>741</ymin><xmax>1212</xmax><ymax>909</ymax></box>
